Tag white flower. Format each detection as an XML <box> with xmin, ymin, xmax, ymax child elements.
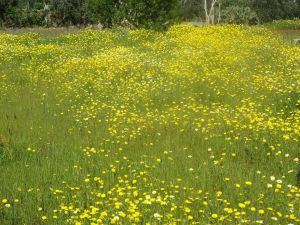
<box><xmin>113</xmin><ymin>216</ymin><xmax>120</xmax><ymax>221</ymax></box>
<box><xmin>270</xmin><ymin>176</ymin><xmax>275</xmax><ymax>181</ymax></box>
<box><xmin>154</xmin><ymin>213</ymin><xmax>162</xmax><ymax>219</ymax></box>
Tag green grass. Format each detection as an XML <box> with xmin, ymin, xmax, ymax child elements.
<box><xmin>265</xmin><ymin>19</ymin><xmax>300</xmax><ymax>44</ymax></box>
<box><xmin>0</xmin><ymin>24</ymin><xmax>300</xmax><ymax>225</ymax></box>
<box><xmin>274</xmin><ymin>29</ymin><xmax>300</xmax><ymax>43</ymax></box>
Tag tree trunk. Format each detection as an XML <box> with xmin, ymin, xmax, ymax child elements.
<box><xmin>204</xmin><ymin>0</ymin><xmax>210</xmax><ymax>24</ymax></box>
<box><xmin>217</xmin><ymin>2</ymin><xmax>221</xmax><ymax>24</ymax></box>
<box><xmin>204</xmin><ymin>0</ymin><xmax>218</xmax><ymax>25</ymax></box>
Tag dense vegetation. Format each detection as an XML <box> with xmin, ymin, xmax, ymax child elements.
<box><xmin>0</xmin><ymin>0</ymin><xmax>299</xmax><ymax>28</ymax></box>
<box><xmin>0</xmin><ymin>24</ymin><xmax>300</xmax><ymax>225</ymax></box>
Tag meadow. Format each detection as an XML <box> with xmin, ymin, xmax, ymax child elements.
<box><xmin>0</xmin><ymin>24</ymin><xmax>300</xmax><ymax>225</ymax></box>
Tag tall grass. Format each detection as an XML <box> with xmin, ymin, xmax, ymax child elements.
<box><xmin>0</xmin><ymin>25</ymin><xmax>300</xmax><ymax>224</ymax></box>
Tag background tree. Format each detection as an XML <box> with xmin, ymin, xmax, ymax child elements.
<box><xmin>113</xmin><ymin>0</ymin><xmax>179</xmax><ymax>29</ymax></box>
<box><xmin>86</xmin><ymin>0</ymin><xmax>118</xmax><ymax>27</ymax></box>
<box><xmin>49</xmin><ymin>0</ymin><xmax>86</xmax><ymax>26</ymax></box>
<box><xmin>250</xmin><ymin>0</ymin><xmax>299</xmax><ymax>23</ymax></box>
<box><xmin>0</xmin><ymin>0</ymin><xmax>299</xmax><ymax>28</ymax></box>
<box><xmin>203</xmin><ymin>0</ymin><xmax>219</xmax><ymax>24</ymax></box>
<box><xmin>180</xmin><ymin>0</ymin><xmax>204</xmax><ymax>20</ymax></box>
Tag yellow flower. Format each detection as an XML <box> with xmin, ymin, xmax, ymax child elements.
<box><xmin>283</xmin><ymin>134</ymin><xmax>290</xmax><ymax>140</ymax></box>
<box><xmin>188</xmin><ymin>215</ymin><xmax>193</xmax><ymax>220</ymax></box>
<box><xmin>119</xmin><ymin>211</ymin><xmax>126</xmax><ymax>217</ymax></box>
<box><xmin>184</xmin><ymin>207</ymin><xmax>191</xmax><ymax>213</ymax></box>
<box><xmin>238</xmin><ymin>203</ymin><xmax>246</xmax><ymax>209</ymax></box>
<box><xmin>245</xmin><ymin>181</ymin><xmax>252</xmax><ymax>186</ymax></box>
<box><xmin>41</xmin><ymin>216</ymin><xmax>47</xmax><ymax>220</ymax></box>
<box><xmin>211</xmin><ymin>213</ymin><xmax>218</xmax><ymax>219</ymax></box>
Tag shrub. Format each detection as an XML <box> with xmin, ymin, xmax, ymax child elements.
<box><xmin>222</xmin><ymin>6</ymin><xmax>259</xmax><ymax>25</ymax></box>
<box><xmin>86</xmin><ymin>0</ymin><xmax>179</xmax><ymax>29</ymax></box>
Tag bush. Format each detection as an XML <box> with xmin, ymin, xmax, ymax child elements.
<box><xmin>50</xmin><ymin>0</ymin><xmax>86</xmax><ymax>26</ymax></box>
<box><xmin>5</xmin><ymin>8</ymin><xmax>44</xmax><ymax>27</ymax></box>
<box><xmin>222</xmin><ymin>6</ymin><xmax>258</xmax><ymax>25</ymax></box>
<box><xmin>86</xmin><ymin>0</ymin><xmax>117</xmax><ymax>28</ymax></box>
<box><xmin>251</xmin><ymin>0</ymin><xmax>299</xmax><ymax>23</ymax></box>
<box><xmin>86</xmin><ymin>0</ymin><xmax>179</xmax><ymax>29</ymax></box>
<box><xmin>114</xmin><ymin>0</ymin><xmax>179</xmax><ymax>29</ymax></box>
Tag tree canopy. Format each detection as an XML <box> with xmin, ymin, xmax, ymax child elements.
<box><xmin>0</xmin><ymin>0</ymin><xmax>299</xmax><ymax>28</ymax></box>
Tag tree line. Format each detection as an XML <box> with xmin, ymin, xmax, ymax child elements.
<box><xmin>0</xmin><ymin>0</ymin><xmax>299</xmax><ymax>28</ymax></box>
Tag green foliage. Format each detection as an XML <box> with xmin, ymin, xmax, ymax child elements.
<box><xmin>50</xmin><ymin>0</ymin><xmax>86</xmax><ymax>26</ymax></box>
<box><xmin>180</xmin><ymin>0</ymin><xmax>299</xmax><ymax>25</ymax></box>
<box><xmin>0</xmin><ymin>0</ymin><xmax>44</xmax><ymax>27</ymax></box>
<box><xmin>250</xmin><ymin>0</ymin><xmax>299</xmax><ymax>23</ymax></box>
<box><xmin>112</xmin><ymin>0</ymin><xmax>179</xmax><ymax>29</ymax></box>
<box><xmin>265</xmin><ymin>19</ymin><xmax>300</xmax><ymax>30</ymax></box>
<box><xmin>222</xmin><ymin>6</ymin><xmax>258</xmax><ymax>25</ymax></box>
<box><xmin>86</xmin><ymin>0</ymin><xmax>117</xmax><ymax>27</ymax></box>
<box><xmin>0</xmin><ymin>0</ymin><xmax>299</xmax><ymax>28</ymax></box>
<box><xmin>88</xmin><ymin>0</ymin><xmax>179</xmax><ymax>29</ymax></box>
<box><xmin>6</xmin><ymin>8</ymin><xmax>44</xmax><ymax>27</ymax></box>
<box><xmin>0</xmin><ymin>0</ymin><xmax>179</xmax><ymax>29</ymax></box>
<box><xmin>179</xmin><ymin>0</ymin><xmax>204</xmax><ymax>21</ymax></box>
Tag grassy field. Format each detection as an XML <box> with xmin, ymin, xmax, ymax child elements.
<box><xmin>275</xmin><ymin>29</ymin><xmax>300</xmax><ymax>43</ymax></box>
<box><xmin>0</xmin><ymin>25</ymin><xmax>300</xmax><ymax>225</ymax></box>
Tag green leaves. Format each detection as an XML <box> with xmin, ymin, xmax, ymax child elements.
<box><xmin>86</xmin><ymin>0</ymin><xmax>179</xmax><ymax>29</ymax></box>
<box><xmin>0</xmin><ymin>0</ymin><xmax>299</xmax><ymax>28</ymax></box>
<box><xmin>0</xmin><ymin>0</ymin><xmax>179</xmax><ymax>29</ymax></box>
<box><xmin>222</xmin><ymin>6</ymin><xmax>258</xmax><ymax>24</ymax></box>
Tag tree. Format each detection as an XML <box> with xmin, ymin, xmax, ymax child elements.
<box><xmin>204</xmin><ymin>0</ymin><xmax>218</xmax><ymax>24</ymax></box>
<box><xmin>49</xmin><ymin>0</ymin><xmax>86</xmax><ymax>26</ymax></box>
<box><xmin>113</xmin><ymin>0</ymin><xmax>179</xmax><ymax>29</ymax></box>
<box><xmin>245</xmin><ymin>0</ymin><xmax>298</xmax><ymax>23</ymax></box>
<box><xmin>86</xmin><ymin>0</ymin><xmax>179</xmax><ymax>29</ymax></box>
<box><xmin>86</xmin><ymin>0</ymin><xmax>119</xmax><ymax>27</ymax></box>
<box><xmin>0</xmin><ymin>0</ymin><xmax>299</xmax><ymax>28</ymax></box>
<box><xmin>212</xmin><ymin>0</ymin><xmax>298</xmax><ymax>24</ymax></box>
<box><xmin>180</xmin><ymin>0</ymin><xmax>204</xmax><ymax>20</ymax></box>
<box><xmin>0</xmin><ymin>0</ymin><xmax>17</xmax><ymax>26</ymax></box>
<box><xmin>221</xmin><ymin>5</ymin><xmax>258</xmax><ymax>24</ymax></box>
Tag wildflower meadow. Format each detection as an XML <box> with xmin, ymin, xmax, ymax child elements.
<box><xmin>0</xmin><ymin>25</ymin><xmax>300</xmax><ymax>224</ymax></box>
